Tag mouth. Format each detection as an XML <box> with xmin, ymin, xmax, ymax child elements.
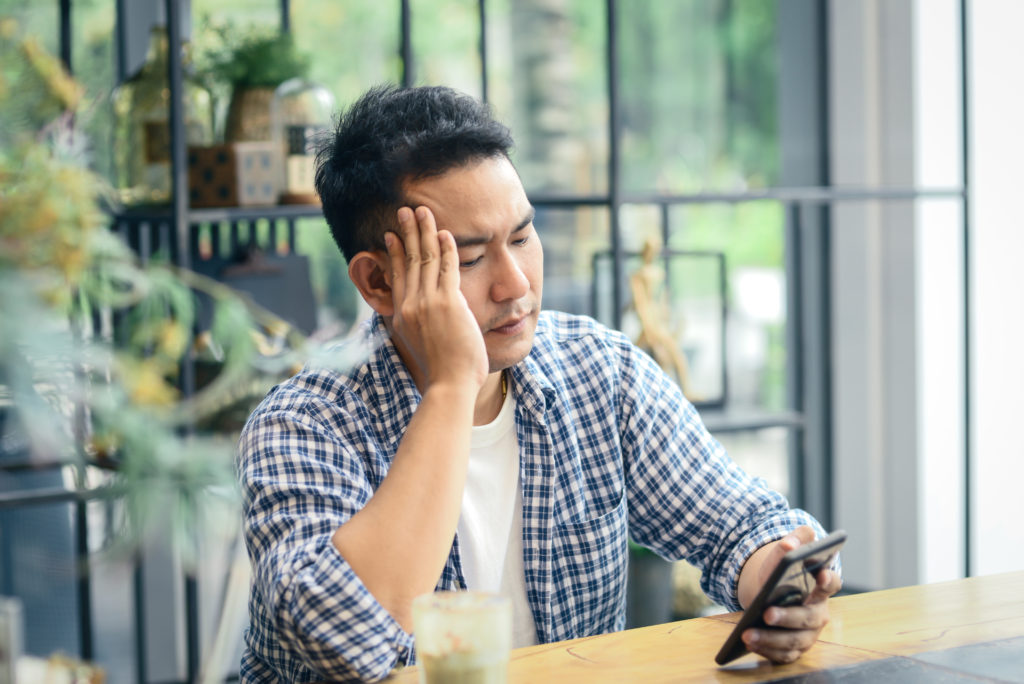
<box><xmin>489</xmin><ymin>311</ymin><xmax>532</xmax><ymax>336</ymax></box>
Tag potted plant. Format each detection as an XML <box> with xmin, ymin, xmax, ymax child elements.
<box><xmin>199</xmin><ymin>25</ymin><xmax>311</xmax><ymax>142</ymax></box>
<box><xmin>2</xmin><ymin>4</ymin><xmax>365</xmax><ymax>628</ymax></box>
<box><xmin>1</xmin><ymin>22</ymin><xmax>367</xmax><ymax>677</ymax></box>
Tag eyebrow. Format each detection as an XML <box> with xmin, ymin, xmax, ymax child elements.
<box><xmin>453</xmin><ymin>206</ymin><xmax>536</xmax><ymax>248</ymax></box>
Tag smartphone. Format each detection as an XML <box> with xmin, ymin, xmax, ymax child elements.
<box><xmin>714</xmin><ymin>529</ymin><xmax>847</xmax><ymax>666</ymax></box>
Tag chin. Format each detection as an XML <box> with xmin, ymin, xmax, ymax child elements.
<box><xmin>487</xmin><ymin>343</ymin><xmax>533</xmax><ymax>373</ymax></box>
<box><xmin>486</xmin><ymin>323</ymin><xmax>537</xmax><ymax>372</ymax></box>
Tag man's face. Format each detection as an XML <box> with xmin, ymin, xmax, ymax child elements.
<box><xmin>402</xmin><ymin>156</ymin><xmax>544</xmax><ymax>372</ymax></box>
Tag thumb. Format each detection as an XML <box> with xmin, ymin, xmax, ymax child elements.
<box><xmin>786</xmin><ymin>525</ymin><xmax>817</xmax><ymax>549</ymax></box>
<box><xmin>760</xmin><ymin>526</ymin><xmax>816</xmax><ymax>584</ymax></box>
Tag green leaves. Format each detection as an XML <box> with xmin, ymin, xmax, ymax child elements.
<box><xmin>197</xmin><ymin>25</ymin><xmax>311</xmax><ymax>90</ymax></box>
<box><xmin>0</xmin><ymin>21</ymin><xmax>362</xmax><ymax>570</ymax></box>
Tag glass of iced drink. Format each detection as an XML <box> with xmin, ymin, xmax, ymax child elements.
<box><xmin>412</xmin><ymin>591</ymin><xmax>512</xmax><ymax>684</ymax></box>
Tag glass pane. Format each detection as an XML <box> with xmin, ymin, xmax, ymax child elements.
<box><xmin>486</xmin><ymin>0</ymin><xmax>608</xmax><ymax>196</ymax></box>
<box><xmin>0</xmin><ymin>1</ymin><xmax>58</xmax><ymax>53</ymax></box>
<box><xmin>717</xmin><ymin>428</ymin><xmax>791</xmax><ymax>498</ymax></box>
<box><xmin>667</xmin><ymin>201</ymin><xmax>787</xmax><ymax>412</ymax></box>
<box><xmin>535</xmin><ymin>206</ymin><xmax>610</xmax><ymax>317</ymax></box>
<box><xmin>289</xmin><ymin>0</ymin><xmax>402</xmax><ymax>109</ymax></box>
<box><xmin>618</xmin><ymin>0</ymin><xmax>780</xmax><ymax>194</ymax></box>
<box><xmin>73</xmin><ymin>0</ymin><xmax>117</xmax><ymax>182</ymax></box>
<box><xmin>0</xmin><ymin>498</ymin><xmax>80</xmax><ymax>657</ymax></box>
<box><xmin>410</xmin><ymin>0</ymin><xmax>482</xmax><ymax>98</ymax></box>
<box><xmin>913</xmin><ymin>0</ymin><xmax>962</xmax><ymax>188</ymax></box>
<box><xmin>293</xmin><ymin>217</ymin><xmax>366</xmax><ymax>333</ymax></box>
<box><xmin>192</xmin><ymin>0</ymin><xmax>279</xmax><ymax>31</ymax></box>
<box><xmin>614</xmin><ymin>204</ymin><xmax>726</xmax><ymax>405</ymax></box>
<box><xmin>91</xmin><ymin>523</ymin><xmax>136</xmax><ymax>684</ymax></box>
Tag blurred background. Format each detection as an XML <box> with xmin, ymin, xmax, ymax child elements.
<box><xmin>0</xmin><ymin>0</ymin><xmax>1021</xmax><ymax>681</ymax></box>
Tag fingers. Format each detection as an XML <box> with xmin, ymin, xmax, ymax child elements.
<box><xmin>808</xmin><ymin>568</ymin><xmax>843</xmax><ymax>602</ymax></box>
<box><xmin>759</xmin><ymin>530</ymin><xmax>805</xmax><ymax>582</ymax></box>
<box><xmin>385</xmin><ymin>229</ymin><xmax>406</xmax><ymax>305</ymax></box>
<box><xmin>745</xmin><ymin>598</ymin><xmax>831</xmax><ymax>663</ymax></box>
<box><xmin>744</xmin><ymin>605</ymin><xmax>826</xmax><ymax>662</ymax></box>
<box><xmin>745</xmin><ymin>593</ymin><xmax>831</xmax><ymax>663</ymax></box>
<box><xmin>787</xmin><ymin>525</ymin><xmax>817</xmax><ymax>548</ymax></box>
<box><xmin>771</xmin><ymin>526</ymin><xmax>814</xmax><ymax>561</ymax></box>
<box><xmin>415</xmin><ymin>206</ymin><xmax>442</xmax><ymax>290</ymax></box>
<box><xmin>394</xmin><ymin>206</ymin><xmax>448</xmax><ymax>296</ymax></box>
<box><xmin>743</xmin><ymin>625</ymin><xmax>817</xmax><ymax>664</ymax></box>
<box><xmin>438</xmin><ymin>230</ymin><xmax>460</xmax><ymax>290</ymax></box>
<box><xmin>396</xmin><ymin>206</ymin><xmax>422</xmax><ymax>298</ymax></box>
<box><xmin>762</xmin><ymin>600</ymin><xmax>830</xmax><ymax>631</ymax></box>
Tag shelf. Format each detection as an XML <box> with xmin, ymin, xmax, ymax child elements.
<box><xmin>189</xmin><ymin>204</ymin><xmax>324</xmax><ymax>223</ymax></box>
<box><xmin>112</xmin><ymin>203</ymin><xmax>325</xmax><ymax>223</ymax></box>
<box><xmin>699</xmin><ymin>408</ymin><xmax>804</xmax><ymax>434</ymax></box>
<box><xmin>0</xmin><ymin>485</ymin><xmax>124</xmax><ymax>510</ymax></box>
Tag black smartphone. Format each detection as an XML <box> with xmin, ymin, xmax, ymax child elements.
<box><xmin>714</xmin><ymin>529</ymin><xmax>847</xmax><ymax>666</ymax></box>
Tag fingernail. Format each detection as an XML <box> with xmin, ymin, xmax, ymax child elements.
<box><xmin>765</xmin><ymin>608</ymin><xmax>778</xmax><ymax>625</ymax></box>
<box><xmin>384</xmin><ymin>233</ymin><xmax>393</xmax><ymax>247</ymax></box>
<box><xmin>747</xmin><ymin>631</ymin><xmax>760</xmax><ymax>645</ymax></box>
<box><xmin>397</xmin><ymin>207</ymin><xmax>410</xmax><ymax>221</ymax></box>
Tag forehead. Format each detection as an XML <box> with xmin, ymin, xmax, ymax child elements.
<box><xmin>401</xmin><ymin>157</ymin><xmax>530</xmax><ymax>233</ymax></box>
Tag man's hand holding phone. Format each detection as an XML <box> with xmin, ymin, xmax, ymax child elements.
<box><xmin>719</xmin><ymin>527</ymin><xmax>845</xmax><ymax>665</ymax></box>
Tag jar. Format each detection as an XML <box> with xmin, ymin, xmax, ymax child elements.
<box><xmin>270</xmin><ymin>77</ymin><xmax>335</xmax><ymax>204</ymax></box>
<box><xmin>112</xmin><ymin>25</ymin><xmax>213</xmax><ymax>206</ymax></box>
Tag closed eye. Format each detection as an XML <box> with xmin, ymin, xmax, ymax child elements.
<box><xmin>512</xmin><ymin>226</ymin><xmax>533</xmax><ymax>247</ymax></box>
<box><xmin>459</xmin><ymin>256</ymin><xmax>482</xmax><ymax>268</ymax></box>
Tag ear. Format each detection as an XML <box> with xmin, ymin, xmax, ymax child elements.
<box><xmin>348</xmin><ymin>250</ymin><xmax>394</xmax><ymax>317</ymax></box>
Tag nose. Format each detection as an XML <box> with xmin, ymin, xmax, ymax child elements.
<box><xmin>490</xmin><ymin>248</ymin><xmax>530</xmax><ymax>303</ymax></box>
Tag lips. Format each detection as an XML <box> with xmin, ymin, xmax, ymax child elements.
<box><xmin>489</xmin><ymin>311</ymin><xmax>532</xmax><ymax>335</ymax></box>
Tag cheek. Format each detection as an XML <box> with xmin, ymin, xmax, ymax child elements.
<box><xmin>527</xmin><ymin>242</ymin><xmax>544</xmax><ymax>291</ymax></box>
<box><xmin>456</xmin><ymin>274</ymin><xmax>490</xmax><ymax>320</ymax></box>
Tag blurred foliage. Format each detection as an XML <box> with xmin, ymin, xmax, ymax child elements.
<box><xmin>194</xmin><ymin>22</ymin><xmax>310</xmax><ymax>90</ymax></box>
<box><xmin>618</xmin><ymin>0</ymin><xmax>779</xmax><ymax>193</ymax></box>
<box><xmin>0</xmin><ymin>21</ymin><xmax>365</xmax><ymax>567</ymax></box>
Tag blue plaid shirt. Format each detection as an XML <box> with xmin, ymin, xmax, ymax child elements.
<box><xmin>238</xmin><ymin>311</ymin><xmax>827</xmax><ymax>683</ymax></box>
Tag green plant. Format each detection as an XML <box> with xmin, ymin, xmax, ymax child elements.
<box><xmin>0</xmin><ymin>20</ymin><xmax>358</xmax><ymax>563</ymax></box>
<box><xmin>199</xmin><ymin>24</ymin><xmax>310</xmax><ymax>90</ymax></box>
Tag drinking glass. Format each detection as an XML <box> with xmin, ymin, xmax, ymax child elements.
<box><xmin>412</xmin><ymin>591</ymin><xmax>512</xmax><ymax>684</ymax></box>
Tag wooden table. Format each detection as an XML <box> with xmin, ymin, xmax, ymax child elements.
<box><xmin>390</xmin><ymin>571</ymin><xmax>1024</xmax><ymax>683</ymax></box>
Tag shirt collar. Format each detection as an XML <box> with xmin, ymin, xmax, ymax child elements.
<box><xmin>362</xmin><ymin>314</ymin><xmax>421</xmax><ymax>450</ymax></box>
<box><xmin>511</xmin><ymin>346</ymin><xmax>557</xmax><ymax>424</ymax></box>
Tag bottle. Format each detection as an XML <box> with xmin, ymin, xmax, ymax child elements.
<box><xmin>270</xmin><ymin>77</ymin><xmax>335</xmax><ymax>204</ymax></box>
<box><xmin>113</xmin><ymin>22</ymin><xmax>213</xmax><ymax>206</ymax></box>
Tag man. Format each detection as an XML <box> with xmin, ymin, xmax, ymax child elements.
<box><xmin>238</xmin><ymin>85</ymin><xmax>841</xmax><ymax>683</ymax></box>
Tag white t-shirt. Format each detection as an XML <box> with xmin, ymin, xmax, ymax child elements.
<box><xmin>458</xmin><ymin>387</ymin><xmax>539</xmax><ymax>648</ymax></box>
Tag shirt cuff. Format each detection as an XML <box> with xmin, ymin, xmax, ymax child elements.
<box><xmin>273</xmin><ymin>534</ymin><xmax>416</xmax><ymax>681</ymax></box>
<box><xmin>713</xmin><ymin>510</ymin><xmax>831</xmax><ymax>612</ymax></box>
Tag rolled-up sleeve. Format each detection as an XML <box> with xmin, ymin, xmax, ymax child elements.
<box><xmin>613</xmin><ymin>336</ymin><xmax>833</xmax><ymax>612</ymax></box>
<box><xmin>239</xmin><ymin>397</ymin><xmax>414</xmax><ymax>683</ymax></box>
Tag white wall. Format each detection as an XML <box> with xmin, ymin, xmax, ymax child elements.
<box><xmin>913</xmin><ymin>0</ymin><xmax>965</xmax><ymax>585</ymax></box>
<box><xmin>829</xmin><ymin>0</ymin><xmax>966</xmax><ymax>589</ymax></box>
<box><xmin>968</xmin><ymin>0</ymin><xmax>1024</xmax><ymax>575</ymax></box>
<box><xmin>829</xmin><ymin>0</ymin><xmax>1024</xmax><ymax>588</ymax></box>
<box><xmin>830</xmin><ymin>0</ymin><xmax>903</xmax><ymax>589</ymax></box>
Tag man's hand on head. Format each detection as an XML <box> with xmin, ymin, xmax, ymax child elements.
<box><xmin>386</xmin><ymin>205</ymin><xmax>489</xmax><ymax>393</ymax></box>
<box><xmin>736</xmin><ymin>525</ymin><xmax>842</xmax><ymax>664</ymax></box>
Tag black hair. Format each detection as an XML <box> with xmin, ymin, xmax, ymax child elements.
<box><xmin>314</xmin><ymin>85</ymin><xmax>514</xmax><ymax>262</ymax></box>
